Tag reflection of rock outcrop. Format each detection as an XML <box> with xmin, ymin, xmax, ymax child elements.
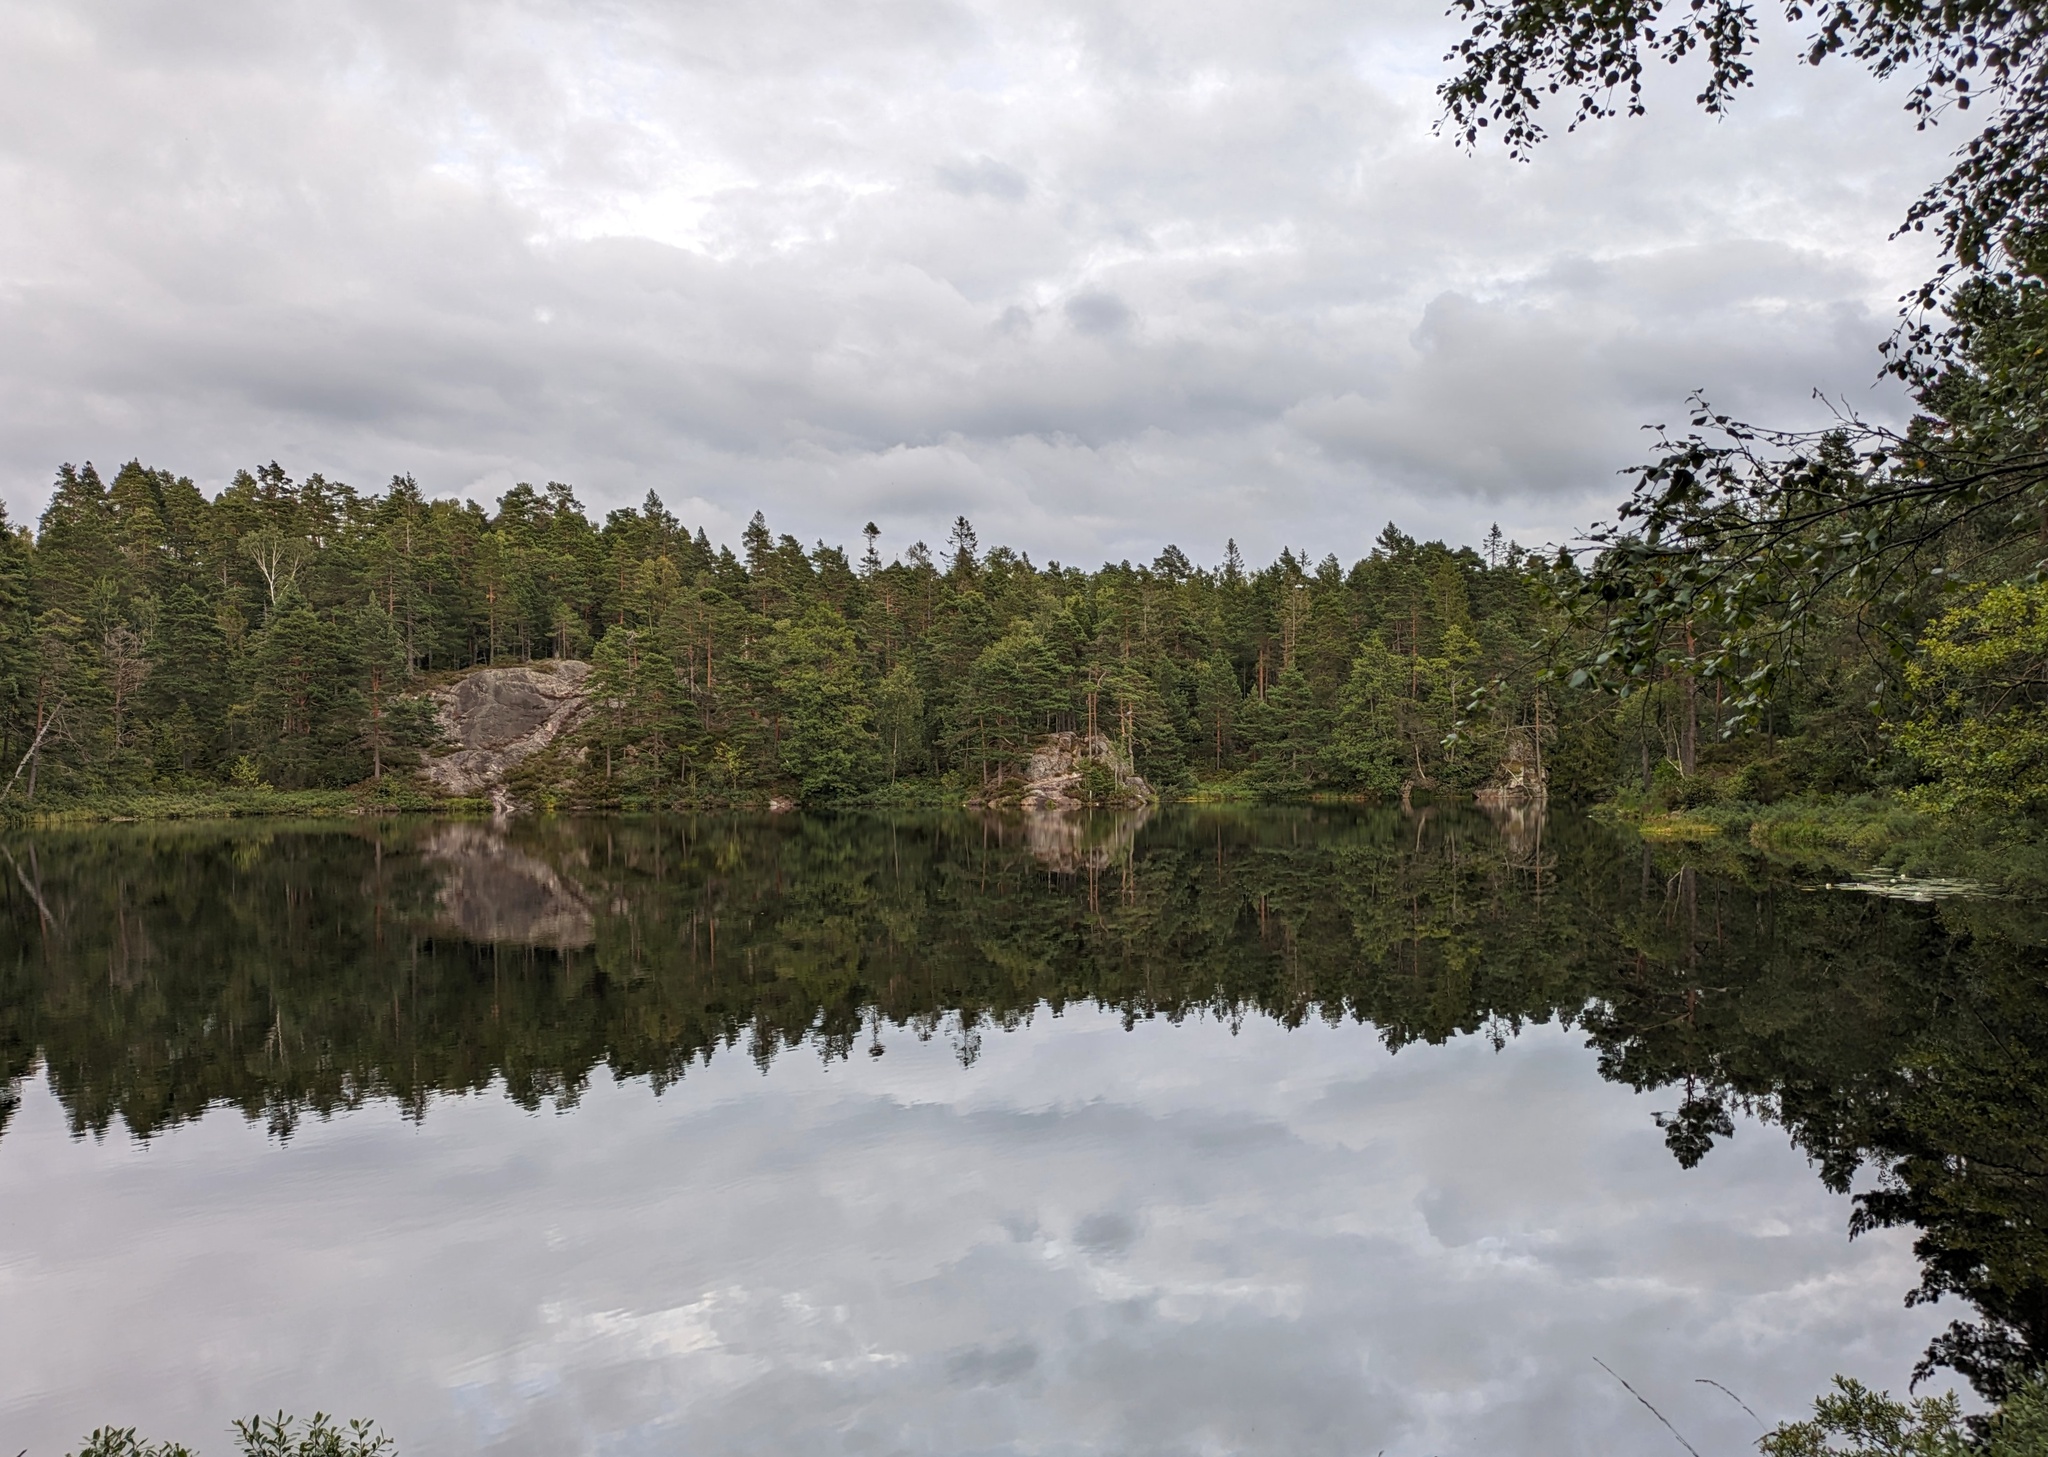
<box><xmin>422</xmin><ymin>661</ymin><xmax>590</xmax><ymax>807</ymax></box>
<box><xmin>1480</xmin><ymin>802</ymin><xmax>1555</xmax><ymax>873</ymax></box>
<box><xmin>1010</xmin><ymin>805</ymin><xmax>1153</xmax><ymax>873</ymax></box>
<box><xmin>421</xmin><ymin>824</ymin><xmax>594</xmax><ymax>949</ymax></box>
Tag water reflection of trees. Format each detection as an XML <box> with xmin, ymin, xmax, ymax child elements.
<box><xmin>0</xmin><ymin>808</ymin><xmax>2042</xmax><ymax>1399</ymax></box>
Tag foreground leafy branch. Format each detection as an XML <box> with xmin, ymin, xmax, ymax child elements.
<box><xmin>1760</xmin><ymin>1372</ymin><xmax>2048</xmax><ymax>1455</ymax></box>
<box><xmin>1560</xmin><ymin>228</ymin><xmax>2048</xmax><ymax>746</ymax></box>
<box><xmin>1562</xmin><ymin>401</ymin><xmax>2048</xmax><ymax>716</ymax></box>
<box><xmin>1439</xmin><ymin>0</ymin><xmax>2048</xmax><ymax>311</ymax></box>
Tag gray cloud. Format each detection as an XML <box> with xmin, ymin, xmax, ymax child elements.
<box><xmin>1289</xmin><ymin>241</ymin><xmax>1892</xmax><ymax>503</ymax></box>
<box><xmin>1064</xmin><ymin>292</ymin><xmax>1135</xmax><ymax>337</ymax></box>
<box><xmin>0</xmin><ymin>0</ymin><xmax>1968</xmax><ymax>561</ymax></box>
<box><xmin>936</xmin><ymin>157</ymin><xmax>1031</xmax><ymax>201</ymax></box>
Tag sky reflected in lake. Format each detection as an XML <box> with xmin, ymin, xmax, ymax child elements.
<box><xmin>1</xmin><ymin>1001</ymin><xmax>1949</xmax><ymax>1456</ymax></box>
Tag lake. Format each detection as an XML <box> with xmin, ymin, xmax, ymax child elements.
<box><xmin>3</xmin><ymin>808</ymin><xmax>2042</xmax><ymax>1455</ymax></box>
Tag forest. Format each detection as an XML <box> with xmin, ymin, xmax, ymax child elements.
<box><xmin>0</xmin><ymin>457</ymin><xmax>1582</xmax><ymax>809</ymax></box>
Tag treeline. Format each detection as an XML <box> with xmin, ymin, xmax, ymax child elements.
<box><xmin>0</xmin><ymin>461</ymin><xmax>1573</xmax><ymax>804</ymax></box>
<box><xmin>6</xmin><ymin>425</ymin><xmax>2045</xmax><ymax>815</ymax></box>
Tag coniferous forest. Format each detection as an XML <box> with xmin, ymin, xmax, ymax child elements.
<box><xmin>0</xmin><ymin>460</ymin><xmax>1586</xmax><ymax>809</ymax></box>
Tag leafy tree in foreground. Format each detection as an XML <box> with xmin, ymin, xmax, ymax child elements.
<box><xmin>1558</xmin><ymin>239</ymin><xmax>2048</xmax><ymax>724</ymax></box>
<box><xmin>1437</xmin><ymin>0</ymin><xmax>2048</xmax><ymax>829</ymax></box>
<box><xmin>1463</xmin><ymin>0</ymin><xmax>2048</xmax><ymax>728</ymax></box>
<box><xmin>1894</xmin><ymin>581</ymin><xmax>2048</xmax><ymax>813</ymax></box>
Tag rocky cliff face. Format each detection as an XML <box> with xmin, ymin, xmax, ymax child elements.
<box><xmin>994</xmin><ymin>731</ymin><xmax>1152</xmax><ymax>810</ymax></box>
<box><xmin>1474</xmin><ymin>724</ymin><xmax>1547</xmax><ymax>808</ymax></box>
<box><xmin>421</xmin><ymin>660</ymin><xmax>590</xmax><ymax>808</ymax></box>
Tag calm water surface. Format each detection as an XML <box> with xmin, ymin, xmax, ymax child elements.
<box><xmin>2</xmin><ymin>809</ymin><xmax>2042</xmax><ymax>1455</ymax></box>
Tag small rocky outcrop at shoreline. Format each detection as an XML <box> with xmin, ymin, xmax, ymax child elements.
<box><xmin>1474</xmin><ymin>724</ymin><xmax>1547</xmax><ymax>809</ymax></box>
<box><xmin>977</xmin><ymin>731</ymin><xmax>1153</xmax><ymax>811</ymax></box>
<box><xmin>421</xmin><ymin>660</ymin><xmax>591</xmax><ymax>811</ymax></box>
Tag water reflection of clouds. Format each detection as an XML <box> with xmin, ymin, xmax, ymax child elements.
<box><xmin>0</xmin><ymin>1013</ymin><xmax>1955</xmax><ymax>1456</ymax></box>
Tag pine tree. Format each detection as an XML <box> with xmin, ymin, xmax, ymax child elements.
<box><xmin>962</xmin><ymin>621</ymin><xmax>1062</xmax><ymax>785</ymax></box>
<box><xmin>874</xmin><ymin>662</ymin><xmax>924</xmax><ymax>783</ymax></box>
<box><xmin>0</xmin><ymin>506</ymin><xmax>32</xmax><ymax>781</ymax></box>
<box><xmin>772</xmin><ymin>609</ymin><xmax>880</xmax><ymax>799</ymax></box>
<box><xmin>143</xmin><ymin>584</ymin><xmax>231</xmax><ymax>777</ymax></box>
<box><xmin>1330</xmin><ymin>636</ymin><xmax>1409</xmax><ymax>797</ymax></box>
<box><xmin>241</xmin><ymin>590</ymin><xmax>364</xmax><ymax>788</ymax></box>
<box><xmin>1246</xmin><ymin>665</ymin><xmax>1325</xmax><ymax>793</ymax></box>
<box><xmin>1193</xmin><ymin>652</ymin><xmax>1239</xmax><ymax>774</ymax></box>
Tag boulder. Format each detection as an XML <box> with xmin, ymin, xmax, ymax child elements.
<box><xmin>991</xmin><ymin>731</ymin><xmax>1152</xmax><ymax>810</ymax></box>
<box><xmin>421</xmin><ymin>660</ymin><xmax>591</xmax><ymax>805</ymax></box>
<box><xmin>1474</xmin><ymin>724</ymin><xmax>1548</xmax><ymax>808</ymax></box>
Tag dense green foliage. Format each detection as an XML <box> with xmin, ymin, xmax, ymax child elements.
<box><xmin>13</xmin><ymin>432</ymin><xmax>2048</xmax><ymax>820</ymax></box>
<box><xmin>1432</xmin><ymin>0</ymin><xmax>2048</xmax><ymax>844</ymax></box>
<box><xmin>1561</xmin><ymin>236</ymin><xmax>2048</xmax><ymax>729</ymax></box>
<box><xmin>0</xmin><ymin>465</ymin><xmax>1573</xmax><ymax>806</ymax></box>
<box><xmin>1760</xmin><ymin>1373</ymin><xmax>2048</xmax><ymax>1455</ymax></box>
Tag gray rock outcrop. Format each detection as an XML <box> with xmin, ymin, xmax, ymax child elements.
<box><xmin>1474</xmin><ymin>724</ymin><xmax>1548</xmax><ymax>808</ymax></box>
<box><xmin>1010</xmin><ymin>731</ymin><xmax>1151</xmax><ymax>810</ymax></box>
<box><xmin>421</xmin><ymin>660</ymin><xmax>591</xmax><ymax>806</ymax></box>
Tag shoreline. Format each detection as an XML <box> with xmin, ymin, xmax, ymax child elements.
<box><xmin>11</xmin><ymin>784</ymin><xmax>2039</xmax><ymax>889</ymax></box>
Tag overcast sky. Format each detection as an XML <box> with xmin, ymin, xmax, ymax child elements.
<box><xmin>0</xmin><ymin>0</ymin><xmax>1966</xmax><ymax>565</ymax></box>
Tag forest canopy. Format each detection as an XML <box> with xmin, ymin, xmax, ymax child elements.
<box><xmin>6</xmin><ymin>449</ymin><xmax>2048</xmax><ymax>817</ymax></box>
<box><xmin>0</xmin><ymin>464</ymin><xmax>1571</xmax><ymax>808</ymax></box>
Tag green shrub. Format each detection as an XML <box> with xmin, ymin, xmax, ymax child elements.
<box><xmin>1760</xmin><ymin>1372</ymin><xmax>2048</xmax><ymax>1456</ymax></box>
<box><xmin>69</xmin><ymin>1414</ymin><xmax>392</xmax><ymax>1457</ymax></box>
<box><xmin>70</xmin><ymin>1431</ymin><xmax>194</xmax><ymax>1457</ymax></box>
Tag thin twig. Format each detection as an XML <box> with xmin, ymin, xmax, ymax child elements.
<box><xmin>1696</xmin><ymin>1377</ymin><xmax>1764</xmax><ymax>1426</ymax></box>
<box><xmin>1594</xmin><ymin>1358</ymin><xmax>1703</xmax><ymax>1457</ymax></box>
